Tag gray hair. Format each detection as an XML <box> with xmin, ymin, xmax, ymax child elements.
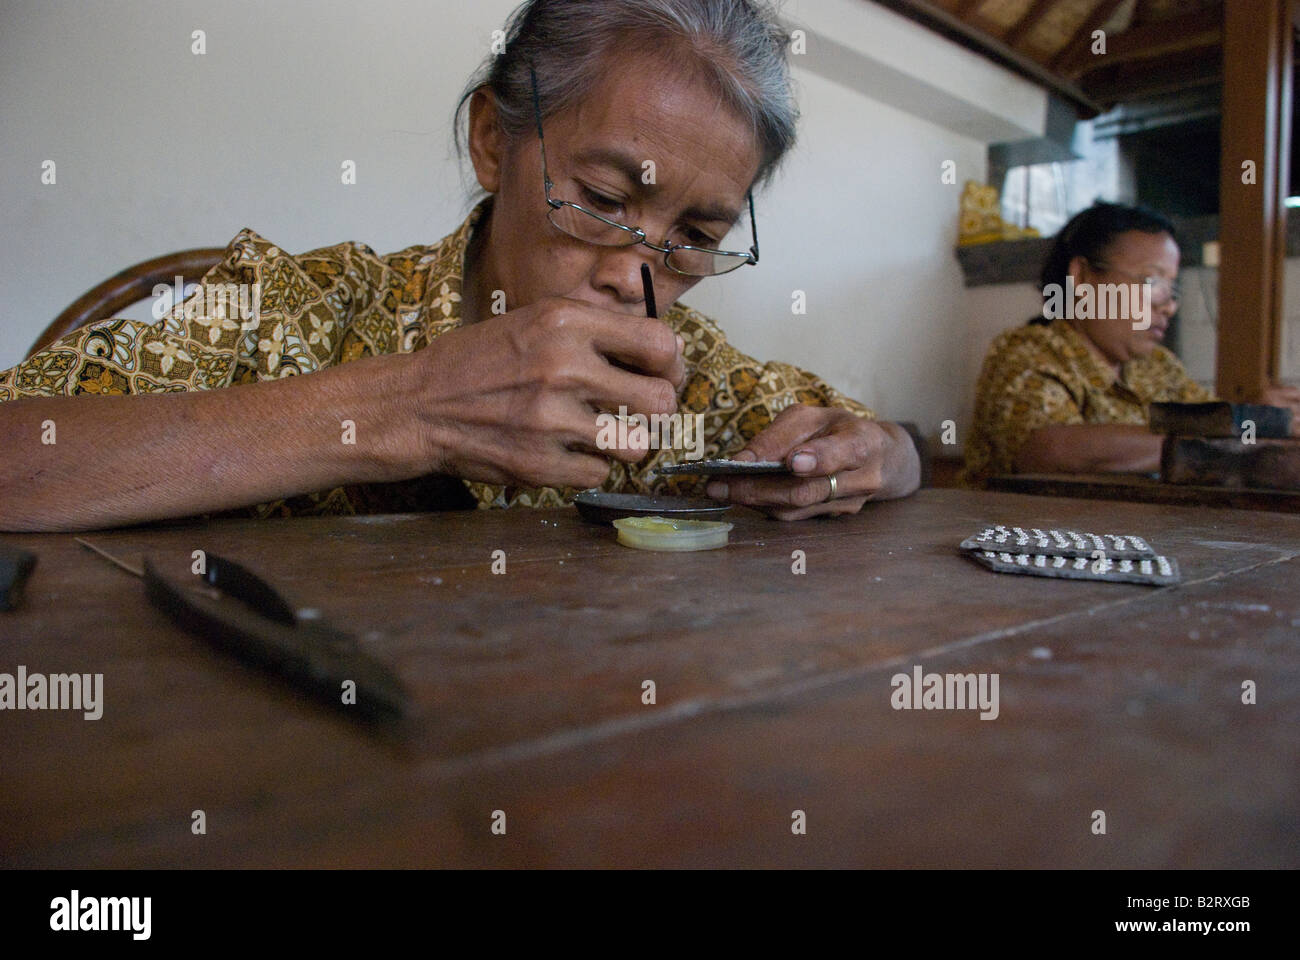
<box><xmin>454</xmin><ymin>0</ymin><xmax>799</xmax><ymax>187</ymax></box>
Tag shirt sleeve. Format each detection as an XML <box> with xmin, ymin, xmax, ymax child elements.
<box><xmin>963</xmin><ymin>331</ymin><xmax>1084</xmax><ymax>484</ymax></box>
<box><xmin>983</xmin><ymin>367</ymin><xmax>1083</xmax><ymax>471</ymax></box>
<box><xmin>0</xmin><ymin>229</ymin><xmax>411</xmax><ymax>519</ymax></box>
<box><xmin>0</xmin><ymin>228</ymin><xmax>398</xmax><ymax>402</ymax></box>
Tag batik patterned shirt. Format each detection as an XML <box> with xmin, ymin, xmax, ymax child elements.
<box><xmin>962</xmin><ymin>317</ymin><xmax>1213</xmax><ymax>485</ymax></box>
<box><xmin>0</xmin><ymin>200</ymin><xmax>873</xmax><ymax>517</ymax></box>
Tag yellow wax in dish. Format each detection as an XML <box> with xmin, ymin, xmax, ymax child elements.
<box><xmin>612</xmin><ymin>516</ymin><xmax>734</xmax><ymax>552</ymax></box>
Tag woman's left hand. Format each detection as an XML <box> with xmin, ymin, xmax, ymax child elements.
<box><xmin>705</xmin><ymin>404</ymin><xmax>919</xmax><ymax>520</ymax></box>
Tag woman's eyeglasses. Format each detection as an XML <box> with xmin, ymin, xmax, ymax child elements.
<box><xmin>529</xmin><ymin>67</ymin><xmax>759</xmax><ymax>278</ymax></box>
<box><xmin>1088</xmin><ymin>260</ymin><xmax>1181</xmax><ymax>307</ymax></box>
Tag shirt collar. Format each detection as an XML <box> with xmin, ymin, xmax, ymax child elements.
<box><xmin>415</xmin><ymin>197</ymin><xmax>493</xmax><ymax>337</ymax></box>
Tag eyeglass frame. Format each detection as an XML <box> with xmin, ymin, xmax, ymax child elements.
<box><xmin>1086</xmin><ymin>259</ymin><xmax>1181</xmax><ymax>306</ymax></box>
<box><xmin>528</xmin><ymin>66</ymin><xmax>760</xmax><ymax>277</ymax></box>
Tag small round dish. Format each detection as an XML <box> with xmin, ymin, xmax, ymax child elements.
<box><xmin>612</xmin><ymin>516</ymin><xmax>734</xmax><ymax>551</ymax></box>
<box><xmin>573</xmin><ymin>490</ymin><xmax>731</xmax><ymax>525</ymax></box>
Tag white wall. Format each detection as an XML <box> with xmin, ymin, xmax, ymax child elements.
<box><xmin>1177</xmin><ymin>261</ymin><xmax>1300</xmax><ymax>387</ymax></box>
<box><xmin>0</xmin><ymin>0</ymin><xmax>519</xmax><ymax>370</ymax></box>
<box><xmin>685</xmin><ymin>65</ymin><xmax>986</xmax><ymax>428</ymax></box>
<box><xmin>1</xmin><ymin>0</ymin><xmax>1042</xmax><ymax>441</ymax></box>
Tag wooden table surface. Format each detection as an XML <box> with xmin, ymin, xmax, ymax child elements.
<box><xmin>1</xmin><ymin>488</ymin><xmax>1297</xmax><ymax>868</ymax></box>
<box><xmin>988</xmin><ymin>472</ymin><xmax>1300</xmax><ymax>512</ymax></box>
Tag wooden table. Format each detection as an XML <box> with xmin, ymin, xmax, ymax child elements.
<box><xmin>989</xmin><ymin>472</ymin><xmax>1300</xmax><ymax>512</ymax></box>
<box><xmin>1</xmin><ymin>488</ymin><xmax>1297</xmax><ymax>868</ymax></box>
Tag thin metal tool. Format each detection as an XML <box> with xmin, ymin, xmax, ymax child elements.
<box><xmin>76</xmin><ymin>537</ymin><xmax>143</xmax><ymax>577</ymax></box>
<box><xmin>641</xmin><ymin>262</ymin><xmax>658</xmax><ymax>319</ymax></box>
<box><xmin>76</xmin><ymin>538</ymin><xmax>410</xmax><ymax>721</ymax></box>
<box><xmin>656</xmin><ymin>458</ymin><xmax>790</xmax><ymax>477</ymax></box>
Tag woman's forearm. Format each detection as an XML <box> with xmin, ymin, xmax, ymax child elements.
<box><xmin>0</xmin><ymin>352</ymin><xmax>423</xmax><ymax>532</ymax></box>
<box><xmin>1015</xmin><ymin>423</ymin><xmax>1162</xmax><ymax>475</ymax></box>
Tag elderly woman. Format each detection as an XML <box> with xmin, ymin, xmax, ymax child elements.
<box><xmin>0</xmin><ymin>0</ymin><xmax>919</xmax><ymax>532</ymax></box>
<box><xmin>963</xmin><ymin>201</ymin><xmax>1300</xmax><ymax>485</ymax></box>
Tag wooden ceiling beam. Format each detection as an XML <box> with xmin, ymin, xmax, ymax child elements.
<box><xmin>1081</xmin><ymin>53</ymin><xmax>1222</xmax><ymax>105</ymax></box>
<box><xmin>875</xmin><ymin>0</ymin><xmax>1228</xmax><ymax>113</ymax></box>
<box><xmin>1003</xmin><ymin>0</ymin><xmax>1056</xmax><ymax>49</ymax></box>
<box><xmin>877</xmin><ymin>0</ymin><xmax>1104</xmax><ymax>113</ymax></box>
<box><xmin>1048</xmin><ymin>0</ymin><xmax>1127</xmax><ymax>71</ymax></box>
<box><xmin>1060</xmin><ymin>6</ymin><xmax>1223</xmax><ymax>78</ymax></box>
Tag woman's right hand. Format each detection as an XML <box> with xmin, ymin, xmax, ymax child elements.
<box><xmin>403</xmin><ymin>297</ymin><xmax>686</xmax><ymax>489</ymax></box>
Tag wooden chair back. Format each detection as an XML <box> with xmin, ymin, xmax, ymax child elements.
<box><xmin>27</xmin><ymin>248</ymin><xmax>227</xmax><ymax>359</ymax></box>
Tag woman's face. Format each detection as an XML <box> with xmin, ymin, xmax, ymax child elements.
<box><xmin>467</xmin><ymin>53</ymin><xmax>764</xmax><ymax>316</ymax></box>
<box><xmin>1068</xmin><ymin>229</ymin><xmax>1181</xmax><ymax>367</ymax></box>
